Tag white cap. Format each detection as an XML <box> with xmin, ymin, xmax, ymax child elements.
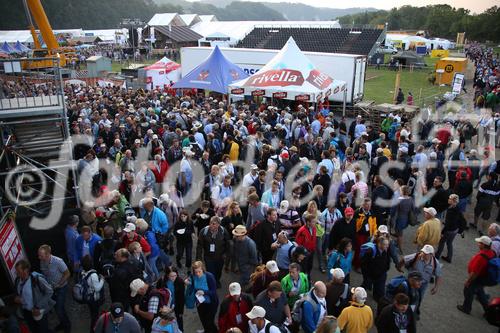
<box><xmin>266</xmin><ymin>260</ymin><xmax>279</xmax><ymax>274</ymax></box>
<box><xmin>246</xmin><ymin>306</ymin><xmax>266</xmax><ymax>319</ymax></box>
<box><xmin>330</xmin><ymin>268</ymin><xmax>345</xmax><ymax>280</ymax></box>
<box><xmin>475</xmin><ymin>235</ymin><xmax>492</xmax><ymax>246</ymax></box>
<box><xmin>351</xmin><ymin>287</ymin><xmax>368</xmax><ymax>304</ymax></box>
<box><xmin>279</xmin><ymin>200</ymin><xmax>289</xmax><ymax>214</ymax></box>
<box><xmin>159</xmin><ymin>193</ymin><xmax>169</xmax><ymax>204</ymax></box>
<box><xmin>429</xmin><ymin>152</ymin><xmax>437</xmax><ymax>159</ymax></box>
<box><xmin>421</xmin><ymin>244</ymin><xmax>435</xmax><ymax>254</ymax></box>
<box><xmin>130</xmin><ymin>278</ymin><xmax>146</xmax><ymax>297</ymax></box>
<box><xmin>134</xmin><ymin>139</ymin><xmax>141</xmax><ymax>144</ymax></box>
<box><xmin>378</xmin><ymin>225</ymin><xmax>389</xmax><ymax>234</ymax></box>
<box><xmin>123</xmin><ymin>222</ymin><xmax>136</xmax><ymax>233</ymax></box>
<box><xmin>152</xmin><ymin>134</ymin><xmax>158</xmax><ymax>140</ymax></box>
<box><xmin>250</xmin><ymin>164</ymin><xmax>258</xmax><ymax>170</ymax></box>
<box><xmin>229</xmin><ymin>282</ymin><xmax>241</xmax><ymax>296</ymax></box>
<box><xmin>423</xmin><ymin>207</ymin><xmax>437</xmax><ymax>216</ymax></box>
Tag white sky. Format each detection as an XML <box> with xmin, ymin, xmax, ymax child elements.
<box><xmin>195</xmin><ymin>0</ymin><xmax>497</xmax><ymax>14</ymax></box>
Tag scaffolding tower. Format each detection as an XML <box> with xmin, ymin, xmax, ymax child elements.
<box><xmin>0</xmin><ymin>58</ymin><xmax>79</xmax><ymax>218</ymax></box>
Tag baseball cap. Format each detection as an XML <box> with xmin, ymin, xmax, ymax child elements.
<box><xmin>134</xmin><ymin>139</ymin><xmax>141</xmax><ymax>144</ymax></box>
<box><xmin>423</xmin><ymin>207</ymin><xmax>437</xmax><ymax>216</ymax></box>
<box><xmin>351</xmin><ymin>287</ymin><xmax>368</xmax><ymax>304</ymax></box>
<box><xmin>110</xmin><ymin>303</ymin><xmax>124</xmax><ymax>318</ymax></box>
<box><xmin>123</xmin><ymin>222</ymin><xmax>136</xmax><ymax>233</ymax></box>
<box><xmin>408</xmin><ymin>271</ymin><xmax>423</xmax><ymax>281</ymax></box>
<box><xmin>475</xmin><ymin>235</ymin><xmax>492</xmax><ymax>246</ymax></box>
<box><xmin>130</xmin><ymin>278</ymin><xmax>146</xmax><ymax>297</ymax></box>
<box><xmin>246</xmin><ymin>306</ymin><xmax>266</xmax><ymax>319</ymax></box>
<box><xmin>280</xmin><ymin>151</ymin><xmax>289</xmax><ymax>159</ymax></box>
<box><xmin>344</xmin><ymin>207</ymin><xmax>354</xmax><ymax>216</ymax></box>
<box><xmin>250</xmin><ymin>164</ymin><xmax>259</xmax><ymax>170</ymax></box>
<box><xmin>330</xmin><ymin>268</ymin><xmax>345</xmax><ymax>280</ymax></box>
<box><xmin>266</xmin><ymin>260</ymin><xmax>279</xmax><ymax>274</ymax></box>
<box><xmin>421</xmin><ymin>244</ymin><xmax>435</xmax><ymax>254</ymax></box>
<box><xmin>229</xmin><ymin>282</ymin><xmax>242</xmax><ymax>296</ymax></box>
<box><xmin>378</xmin><ymin>225</ymin><xmax>389</xmax><ymax>234</ymax></box>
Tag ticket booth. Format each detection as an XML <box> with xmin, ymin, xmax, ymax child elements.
<box><xmin>434</xmin><ymin>57</ymin><xmax>467</xmax><ymax>85</ymax></box>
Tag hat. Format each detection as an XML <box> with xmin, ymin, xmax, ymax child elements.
<box><xmin>351</xmin><ymin>287</ymin><xmax>368</xmax><ymax>304</ymax></box>
<box><xmin>421</xmin><ymin>244</ymin><xmax>435</xmax><ymax>254</ymax></box>
<box><xmin>279</xmin><ymin>200</ymin><xmax>289</xmax><ymax>214</ymax></box>
<box><xmin>408</xmin><ymin>271</ymin><xmax>423</xmax><ymax>281</ymax></box>
<box><xmin>399</xmin><ymin>146</ymin><xmax>408</xmax><ymax>154</ymax></box>
<box><xmin>134</xmin><ymin>139</ymin><xmax>141</xmax><ymax>144</ymax></box>
<box><xmin>232</xmin><ymin>225</ymin><xmax>247</xmax><ymax>236</ymax></box>
<box><xmin>429</xmin><ymin>152</ymin><xmax>437</xmax><ymax>159</ymax></box>
<box><xmin>130</xmin><ymin>278</ymin><xmax>146</xmax><ymax>297</ymax></box>
<box><xmin>266</xmin><ymin>260</ymin><xmax>279</xmax><ymax>274</ymax></box>
<box><xmin>246</xmin><ymin>306</ymin><xmax>266</xmax><ymax>319</ymax></box>
<box><xmin>123</xmin><ymin>222</ymin><xmax>136</xmax><ymax>233</ymax></box>
<box><xmin>110</xmin><ymin>303</ymin><xmax>124</xmax><ymax>318</ymax></box>
<box><xmin>475</xmin><ymin>235</ymin><xmax>492</xmax><ymax>246</ymax></box>
<box><xmin>330</xmin><ymin>268</ymin><xmax>345</xmax><ymax>280</ymax></box>
<box><xmin>423</xmin><ymin>207</ymin><xmax>437</xmax><ymax>216</ymax></box>
<box><xmin>344</xmin><ymin>207</ymin><xmax>354</xmax><ymax>216</ymax></box>
<box><xmin>152</xmin><ymin>134</ymin><xmax>158</xmax><ymax>140</ymax></box>
<box><xmin>280</xmin><ymin>151</ymin><xmax>289</xmax><ymax>159</ymax></box>
<box><xmin>289</xmin><ymin>146</ymin><xmax>298</xmax><ymax>152</ymax></box>
<box><xmin>250</xmin><ymin>164</ymin><xmax>259</xmax><ymax>170</ymax></box>
<box><xmin>378</xmin><ymin>225</ymin><xmax>389</xmax><ymax>234</ymax></box>
<box><xmin>229</xmin><ymin>282</ymin><xmax>242</xmax><ymax>296</ymax></box>
<box><xmin>432</xmin><ymin>138</ymin><xmax>441</xmax><ymax>144</ymax></box>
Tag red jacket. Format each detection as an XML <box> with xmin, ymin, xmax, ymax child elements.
<box><xmin>149</xmin><ymin>160</ymin><xmax>169</xmax><ymax>183</ymax></box>
<box><xmin>121</xmin><ymin>233</ymin><xmax>152</xmax><ymax>255</ymax></box>
<box><xmin>468</xmin><ymin>249</ymin><xmax>495</xmax><ymax>277</ymax></box>
<box><xmin>296</xmin><ymin>225</ymin><xmax>316</xmax><ymax>252</ymax></box>
<box><xmin>218</xmin><ymin>294</ymin><xmax>253</xmax><ymax>333</ymax></box>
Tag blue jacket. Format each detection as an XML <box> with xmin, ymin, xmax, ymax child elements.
<box><xmin>301</xmin><ymin>291</ymin><xmax>322</xmax><ymax>333</ymax></box>
<box><xmin>327</xmin><ymin>250</ymin><xmax>353</xmax><ymax>280</ymax></box>
<box><xmin>74</xmin><ymin>233</ymin><xmax>102</xmax><ymax>263</ymax></box>
<box><xmin>145</xmin><ymin>230</ymin><xmax>160</xmax><ymax>257</ymax></box>
<box><xmin>140</xmin><ymin>207</ymin><xmax>169</xmax><ymax>234</ymax></box>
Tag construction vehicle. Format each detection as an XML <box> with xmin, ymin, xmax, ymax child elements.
<box><xmin>22</xmin><ymin>0</ymin><xmax>76</xmax><ymax>68</ymax></box>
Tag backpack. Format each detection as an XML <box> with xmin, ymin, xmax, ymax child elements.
<box><xmin>485</xmin><ymin>297</ymin><xmax>500</xmax><ymax>327</ymax></box>
<box><xmin>288</xmin><ymin>243</ymin><xmax>296</xmax><ymax>261</ymax></box>
<box><xmin>360</xmin><ymin>242</ymin><xmax>377</xmax><ymax>258</ymax></box>
<box><xmin>291</xmin><ymin>293</ymin><xmax>318</xmax><ymax>323</ymax></box>
<box><xmin>96</xmin><ymin>240</ymin><xmax>116</xmax><ymax>279</ymax></box>
<box><xmin>480</xmin><ymin>254</ymin><xmax>500</xmax><ymax>286</ymax></box>
<box><xmin>343</xmin><ymin>174</ymin><xmax>355</xmax><ymax>193</ymax></box>
<box><xmin>385</xmin><ymin>275</ymin><xmax>409</xmax><ymax>299</ymax></box>
<box><xmin>73</xmin><ymin>270</ymin><xmax>103</xmax><ymax>304</ymax></box>
<box><xmin>151</xmin><ymin>287</ymin><xmax>172</xmax><ymax>310</ymax></box>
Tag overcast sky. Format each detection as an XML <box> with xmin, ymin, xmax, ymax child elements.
<box><xmin>207</xmin><ymin>0</ymin><xmax>497</xmax><ymax>14</ymax></box>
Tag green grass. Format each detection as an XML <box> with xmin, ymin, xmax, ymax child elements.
<box><xmin>364</xmin><ymin>67</ymin><xmax>450</xmax><ymax>105</ymax></box>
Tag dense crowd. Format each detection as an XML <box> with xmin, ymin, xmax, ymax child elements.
<box><xmin>1</xmin><ymin>44</ymin><xmax>500</xmax><ymax>333</ymax></box>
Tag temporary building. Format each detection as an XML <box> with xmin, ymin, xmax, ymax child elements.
<box><xmin>143</xmin><ymin>56</ymin><xmax>181</xmax><ymax>88</ymax></box>
<box><xmin>435</xmin><ymin>57</ymin><xmax>468</xmax><ymax>85</ymax></box>
<box><xmin>14</xmin><ymin>41</ymin><xmax>30</xmax><ymax>53</ymax></box>
<box><xmin>229</xmin><ymin>37</ymin><xmax>346</xmax><ymax>103</ymax></box>
<box><xmin>173</xmin><ymin>45</ymin><xmax>248</xmax><ymax>94</ymax></box>
<box><xmin>391</xmin><ymin>51</ymin><xmax>426</xmax><ymax>68</ymax></box>
<box><xmin>1</xmin><ymin>42</ymin><xmax>16</xmax><ymax>54</ymax></box>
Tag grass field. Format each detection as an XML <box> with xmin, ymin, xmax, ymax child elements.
<box><xmin>364</xmin><ymin>55</ymin><xmax>452</xmax><ymax>105</ymax></box>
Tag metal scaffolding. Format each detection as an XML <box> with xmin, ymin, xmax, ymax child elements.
<box><xmin>0</xmin><ymin>57</ymin><xmax>79</xmax><ymax>217</ymax></box>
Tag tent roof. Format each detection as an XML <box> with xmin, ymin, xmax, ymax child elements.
<box><xmin>172</xmin><ymin>45</ymin><xmax>249</xmax><ymax>94</ymax></box>
<box><xmin>1</xmin><ymin>42</ymin><xmax>17</xmax><ymax>54</ymax></box>
<box><xmin>229</xmin><ymin>37</ymin><xmax>345</xmax><ymax>101</ymax></box>
<box><xmin>199</xmin><ymin>15</ymin><xmax>218</xmax><ymax>22</ymax></box>
<box><xmin>14</xmin><ymin>41</ymin><xmax>30</xmax><ymax>52</ymax></box>
<box><xmin>144</xmin><ymin>56</ymin><xmax>181</xmax><ymax>72</ymax></box>
<box><xmin>154</xmin><ymin>26</ymin><xmax>202</xmax><ymax>43</ymax></box>
<box><xmin>148</xmin><ymin>13</ymin><xmax>186</xmax><ymax>27</ymax></box>
<box><xmin>179</xmin><ymin>14</ymin><xmax>201</xmax><ymax>26</ymax></box>
<box><xmin>394</xmin><ymin>50</ymin><xmax>423</xmax><ymax>59</ymax></box>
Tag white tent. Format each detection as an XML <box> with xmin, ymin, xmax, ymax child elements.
<box><xmin>143</xmin><ymin>56</ymin><xmax>181</xmax><ymax>88</ymax></box>
<box><xmin>229</xmin><ymin>37</ymin><xmax>346</xmax><ymax>103</ymax></box>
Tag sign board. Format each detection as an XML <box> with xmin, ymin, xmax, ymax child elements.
<box><xmin>451</xmin><ymin>73</ymin><xmax>465</xmax><ymax>95</ymax></box>
<box><xmin>251</xmin><ymin>89</ymin><xmax>265</xmax><ymax>97</ymax></box>
<box><xmin>431</xmin><ymin>49</ymin><xmax>449</xmax><ymax>58</ymax></box>
<box><xmin>0</xmin><ymin>211</ymin><xmax>26</xmax><ymax>285</ymax></box>
<box><xmin>231</xmin><ymin>88</ymin><xmax>244</xmax><ymax>95</ymax></box>
<box><xmin>295</xmin><ymin>94</ymin><xmax>311</xmax><ymax>101</ymax></box>
<box><xmin>272</xmin><ymin>92</ymin><xmax>287</xmax><ymax>99</ymax></box>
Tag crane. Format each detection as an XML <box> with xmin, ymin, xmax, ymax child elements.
<box><xmin>22</xmin><ymin>0</ymin><xmax>75</xmax><ymax>68</ymax></box>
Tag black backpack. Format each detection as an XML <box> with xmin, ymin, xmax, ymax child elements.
<box><xmin>96</xmin><ymin>239</ymin><xmax>117</xmax><ymax>278</ymax></box>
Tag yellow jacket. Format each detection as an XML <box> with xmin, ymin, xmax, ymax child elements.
<box><xmin>337</xmin><ymin>302</ymin><xmax>373</xmax><ymax>333</ymax></box>
<box><xmin>355</xmin><ymin>210</ymin><xmax>377</xmax><ymax>236</ymax></box>
<box><xmin>416</xmin><ymin>217</ymin><xmax>441</xmax><ymax>247</ymax></box>
<box><xmin>229</xmin><ymin>141</ymin><xmax>239</xmax><ymax>162</ymax></box>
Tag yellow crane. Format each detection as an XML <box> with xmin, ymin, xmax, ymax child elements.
<box><xmin>22</xmin><ymin>0</ymin><xmax>76</xmax><ymax>68</ymax></box>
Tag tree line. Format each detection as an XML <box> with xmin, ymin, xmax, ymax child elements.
<box><xmin>338</xmin><ymin>5</ymin><xmax>500</xmax><ymax>42</ymax></box>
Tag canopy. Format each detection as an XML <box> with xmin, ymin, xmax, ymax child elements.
<box><xmin>229</xmin><ymin>37</ymin><xmax>346</xmax><ymax>102</ymax></box>
<box><xmin>144</xmin><ymin>56</ymin><xmax>182</xmax><ymax>87</ymax></box>
<box><xmin>14</xmin><ymin>41</ymin><xmax>30</xmax><ymax>53</ymax></box>
<box><xmin>173</xmin><ymin>45</ymin><xmax>248</xmax><ymax>94</ymax></box>
<box><xmin>1</xmin><ymin>42</ymin><xmax>16</xmax><ymax>54</ymax></box>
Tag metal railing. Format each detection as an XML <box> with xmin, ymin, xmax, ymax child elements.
<box><xmin>0</xmin><ymin>57</ymin><xmax>64</xmax><ymax>110</ymax></box>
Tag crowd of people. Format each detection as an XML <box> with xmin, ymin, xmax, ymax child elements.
<box><xmin>1</xmin><ymin>43</ymin><xmax>500</xmax><ymax>333</ymax></box>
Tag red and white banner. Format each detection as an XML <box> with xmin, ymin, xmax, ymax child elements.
<box><xmin>251</xmin><ymin>89</ymin><xmax>265</xmax><ymax>97</ymax></box>
<box><xmin>272</xmin><ymin>92</ymin><xmax>287</xmax><ymax>99</ymax></box>
<box><xmin>0</xmin><ymin>213</ymin><xmax>26</xmax><ymax>284</ymax></box>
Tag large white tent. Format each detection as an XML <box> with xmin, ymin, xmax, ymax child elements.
<box><xmin>143</xmin><ymin>56</ymin><xmax>181</xmax><ymax>88</ymax></box>
<box><xmin>229</xmin><ymin>37</ymin><xmax>346</xmax><ymax>103</ymax></box>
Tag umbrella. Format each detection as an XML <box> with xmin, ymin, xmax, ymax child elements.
<box><xmin>1</xmin><ymin>42</ymin><xmax>16</xmax><ymax>54</ymax></box>
<box><xmin>14</xmin><ymin>41</ymin><xmax>30</xmax><ymax>53</ymax></box>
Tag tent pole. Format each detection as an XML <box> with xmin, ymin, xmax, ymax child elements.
<box><xmin>342</xmin><ymin>88</ymin><xmax>347</xmax><ymax>117</ymax></box>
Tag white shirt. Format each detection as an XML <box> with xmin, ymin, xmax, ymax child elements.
<box><xmin>249</xmin><ymin>320</ymin><xmax>281</xmax><ymax>333</ymax></box>
<box><xmin>243</xmin><ymin>172</ymin><xmax>258</xmax><ymax>187</ymax></box>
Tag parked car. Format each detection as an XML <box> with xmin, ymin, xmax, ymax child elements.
<box><xmin>377</xmin><ymin>45</ymin><xmax>398</xmax><ymax>54</ymax></box>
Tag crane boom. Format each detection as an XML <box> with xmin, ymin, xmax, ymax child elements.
<box><xmin>22</xmin><ymin>0</ymin><xmax>41</xmax><ymax>49</ymax></box>
<box><xmin>25</xmin><ymin>0</ymin><xmax>58</xmax><ymax>50</ymax></box>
